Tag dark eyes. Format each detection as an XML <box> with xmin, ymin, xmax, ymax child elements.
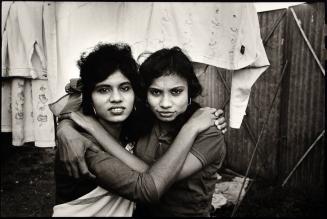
<box><xmin>120</xmin><ymin>85</ymin><xmax>131</xmax><ymax>92</ymax></box>
<box><xmin>97</xmin><ymin>87</ymin><xmax>111</xmax><ymax>94</ymax></box>
<box><xmin>149</xmin><ymin>88</ymin><xmax>184</xmax><ymax>96</ymax></box>
<box><xmin>95</xmin><ymin>85</ymin><xmax>131</xmax><ymax>94</ymax></box>
<box><xmin>170</xmin><ymin>88</ymin><xmax>183</xmax><ymax>95</ymax></box>
<box><xmin>149</xmin><ymin>88</ymin><xmax>161</xmax><ymax>96</ymax></box>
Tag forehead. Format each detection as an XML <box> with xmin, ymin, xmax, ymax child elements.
<box><xmin>96</xmin><ymin>70</ymin><xmax>130</xmax><ymax>86</ymax></box>
<box><xmin>150</xmin><ymin>74</ymin><xmax>187</xmax><ymax>88</ymax></box>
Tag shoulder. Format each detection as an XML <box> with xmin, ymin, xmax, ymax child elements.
<box><xmin>191</xmin><ymin>126</ymin><xmax>226</xmax><ymax>166</ymax></box>
<box><xmin>197</xmin><ymin>126</ymin><xmax>224</xmax><ymax>139</ymax></box>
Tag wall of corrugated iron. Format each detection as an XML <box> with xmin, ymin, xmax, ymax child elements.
<box><xmin>194</xmin><ymin>2</ymin><xmax>325</xmax><ymax>187</ymax></box>
<box><xmin>278</xmin><ymin>3</ymin><xmax>325</xmax><ymax>187</ymax></box>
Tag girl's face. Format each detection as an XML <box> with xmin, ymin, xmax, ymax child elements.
<box><xmin>92</xmin><ymin>70</ymin><xmax>135</xmax><ymax>123</ymax></box>
<box><xmin>147</xmin><ymin>74</ymin><xmax>188</xmax><ymax>122</ymax></box>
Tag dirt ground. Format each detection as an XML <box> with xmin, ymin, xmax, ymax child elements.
<box><xmin>0</xmin><ymin>132</ymin><xmax>325</xmax><ymax>217</ymax></box>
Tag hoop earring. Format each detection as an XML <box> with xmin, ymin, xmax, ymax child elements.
<box><xmin>92</xmin><ymin>106</ymin><xmax>97</xmax><ymax>115</ymax></box>
<box><xmin>133</xmin><ymin>105</ymin><xmax>137</xmax><ymax>111</ymax></box>
<box><xmin>188</xmin><ymin>98</ymin><xmax>192</xmax><ymax>106</ymax></box>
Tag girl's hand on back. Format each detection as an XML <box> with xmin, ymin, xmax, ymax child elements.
<box><xmin>68</xmin><ymin>111</ymin><xmax>102</xmax><ymax>134</ymax></box>
<box><xmin>214</xmin><ymin>109</ymin><xmax>228</xmax><ymax>134</ymax></box>
<box><xmin>186</xmin><ymin>107</ymin><xmax>217</xmax><ymax>135</ymax></box>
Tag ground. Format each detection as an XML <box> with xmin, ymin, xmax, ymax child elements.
<box><xmin>0</xmin><ymin>133</ymin><xmax>325</xmax><ymax>217</ymax></box>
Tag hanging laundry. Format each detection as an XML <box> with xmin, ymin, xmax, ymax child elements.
<box><xmin>120</xmin><ymin>2</ymin><xmax>270</xmax><ymax>128</ymax></box>
<box><xmin>2</xmin><ymin>1</ymin><xmax>47</xmax><ymax>79</ymax></box>
<box><xmin>53</xmin><ymin>2</ymin><xmax>269</xmax><ymax>128</ymax></box>
<box><xmin>1</xmin><ymin>2</ymin><xmax>56</xmax><ymax>147</ymax></box>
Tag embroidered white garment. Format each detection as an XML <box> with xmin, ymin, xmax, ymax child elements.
<box><xmin>1</xmin><ymin>2</ymin><xmax>57</xmax><ymax>147</ymax></box>
<box><xmin>54</xmin><ymin>2</ymin><xmax>269</xmax><ymax>128</ymax></box>
<box><xmin>1</xmin><ymin>79</ymin><xmax>55</xmax><ymax>147</ymax></box>
<box><xmin>119</xmin><ymin>3</ymin><xmax>270</xmax><ymax>128</ymax></box>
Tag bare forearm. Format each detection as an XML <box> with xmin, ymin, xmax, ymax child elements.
<box><xmin>148</xmin><ymin>123</ymin><xmax>199</xmax><ymax>197</ymax></box>
<box><xmin>57</xmin><ymin>119</ymin><xmax>76</xmax><ymax>132</ymax></box>
<box><xmin>89</xmin><ymin>126</ymin><xmax>149</xmax><ymax>172</ymax></box>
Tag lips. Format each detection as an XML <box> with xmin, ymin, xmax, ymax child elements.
<box><xmin>108</xmin><ymin>107</ymin><xmax>125</xmax><ymax>114</ymax></box>
<box><xmin>158</xmin><ymin>111</ymin><xmax>174</xmax><ymax>117</ymax></box>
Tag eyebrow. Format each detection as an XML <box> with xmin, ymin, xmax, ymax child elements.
<box><xmin>94</xmin><ymin>81</ymin><xmax>131</xmax><ymax>89</ymax></box>
<box><xmin>170</xmin><ymin>86</ymin><xmax>185</xmax><ymax>90</ymax></box>
<box><xmin>120</xmin><ymin>82</ymin><xmax>132</xmax><ymax>86</ymax></box>
<box><xmin>149</xmin><ymin>85</ymin><xmax>185</xmax><ymax>89</ymax></box>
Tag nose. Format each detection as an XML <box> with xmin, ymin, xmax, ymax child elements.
<box><xmin>159</xmin><ymin>94</ymin><xmax>172</xmax><ymax>109</ymax></box>
<box><xmin>109</xmin><ymin>89</ymin><xmax>123</xmax><ymax>103</ymax></box>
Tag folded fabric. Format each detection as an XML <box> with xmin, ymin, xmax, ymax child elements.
<box><xmin>52</xmin><ymin>186</ymin><xmax>134</xmax><ymax>217</ymax></box>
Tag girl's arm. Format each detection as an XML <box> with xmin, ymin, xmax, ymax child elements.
<box><xmin>85</xmin><ymin>107</ymin><xmax>218</xmax><ymax>201</ymax></box>
<box><xmin>69</xmin><ymin>108</ymin><xmax>224</xmax><ymax>182</ymax></box>
<box><xmin>68</xmin><ymin>111</ymin><xmax>149</xmax><ymax>172</ymax></box>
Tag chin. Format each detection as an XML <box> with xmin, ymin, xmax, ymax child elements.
<box><xmin>106</xmin><ymin>116</ymin><xmax>128</xmax><ymax>123</ymax></box>
<box><xmin>158</xmin><ymin>117</ymin><xmax>176</xmax><ymax>122</ymax></box>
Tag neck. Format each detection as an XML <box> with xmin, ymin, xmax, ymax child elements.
<box><xmin>157</xmin><ymin>120</ymin><xmax>177</xmax><ymax>134</ymax></box>
<box><xmin>98</xmin><ymin>118</ymin><xmax>122</xmax><ymax>140</ymax></box>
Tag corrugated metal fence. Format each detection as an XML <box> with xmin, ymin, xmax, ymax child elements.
<box><xmin>194</xmin><ymin>2</ymin><xmax>325</xmax><ymax>188</ymax></box>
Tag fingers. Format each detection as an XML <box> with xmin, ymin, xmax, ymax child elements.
<box><xmin>215</xmin><ymin>119</ymin><xmax>228</xmax><ymax>134</ymax></box>
<box><xmin>77</xmin><ymin>159</ymin><xmax>96</xmax><ymax>179</ymax></box>
<box><xmin>214</xmin><ymin>119</ymin><xmax>226</xmax><ymax>129</ymax></box>
<box><xmin>214</xmin><ymin>109</ymin><xmax>224</xmax><ymax>117</ymax></box>
<box><xmin>216</xmin><ymin>117</ymin><xmax>226</xmax><ymax>127</ymax></box>
<box><xmin>201</xmin><ymin>107</ymin><xmax>218</xmax><ymax>114</ymax></box>
<box><xmin>219</xmin><ymin>121</ymin><xmax>227</xmax><ymax>129</ymax></box>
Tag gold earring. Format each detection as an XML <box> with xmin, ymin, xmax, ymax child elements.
<box><xmin>92</xmin><ymin>106</ymin><xmax>97</xmax><ymax>115</ymax></box>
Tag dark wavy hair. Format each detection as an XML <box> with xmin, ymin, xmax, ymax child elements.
<box><xmin>139</xmin><ymin>47</ymin><xmax>203</xmax><ymax>136</ymax></box>
<box><xmin>139</xmin><ymin>46</ymin><xmax>202</xmax><ymax>99</ymax></box>
<box><xmin>77</xmin><ymin>42</ymin><xmax>142</xmax><ymax>143</ymax></box>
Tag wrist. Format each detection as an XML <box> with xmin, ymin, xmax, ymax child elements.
<box><xmin>182</xmin><ymin>121</ymin><xmax>199</xmax><ymax>136</ymax></box>
<box><xmin>57</xmin><ymin>119</ymin><xmax>75</xmax><ymax>131</ymax></box>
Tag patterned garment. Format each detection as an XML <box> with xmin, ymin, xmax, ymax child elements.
<box><xmin>54</xmin><ymin>2</ymin><xmax>269</xmax><ymax>128</ymax></box>
<box><xmin>1</xmin><ymin>2</ymin><xmax>57</xmax><ymax>147</ymax></box>
<box><xmin>1</xmin><ymin>78</ymin><xmax>55</xmax><ymax>147</ymax></box>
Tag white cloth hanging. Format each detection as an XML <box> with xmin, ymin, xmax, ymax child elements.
<box><xmin>54</xmin><ymin>2</ymin><xmax>269</xmax><ymax>128</ymax></box>
<box><xmin>2</xmin><ymin>1</ymin><xmax>47</xmax><ymax>79</ymax></box>
<box><xmin>1</xmin><ymin>2</ymin><xmax>57</xmax><ymax>147</ymax></box>
<box><xmin>119</xmin><ymin>3</ymin><xmax>269</xmax><ymax>128</ymax></box>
